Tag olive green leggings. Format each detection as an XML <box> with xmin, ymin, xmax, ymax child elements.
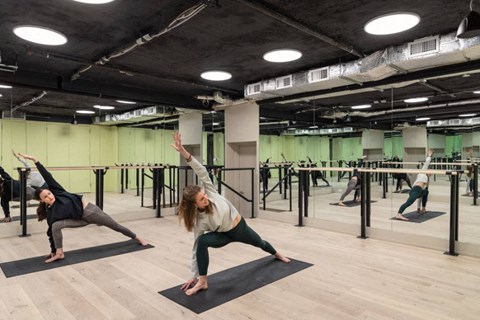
<box><xmin>196</xmin><ymin>217</ymin><xmax>277</xmax><ymax>276</ymax></box>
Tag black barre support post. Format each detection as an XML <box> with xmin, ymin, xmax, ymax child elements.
<box><xmin>474</xmin><ymin>163</ymin><xmax>478</xmax><ymax>206</ymax></box>
<box><xmin>358</xmin><ymin>171</ymin><xmax>367</xmax><ymax>239</ymax></box>
<box><xmin>94</xmin><ymin>168</ymin><xmax>106</xmax><ymax>210</ymax></box>
<box><xmin>445</xmin><ymin>172</ymin><xmax>459</xmax><ymax>256</ymax></box>
<box><xmin>296</xmin><ymin>170</ymin><xmax>305</xmax><ymax>227</ymax></box>
<box><xmin>17</xmin><ymin>168</ymin><xmax>30</xmax><ymax>237</ymax></box>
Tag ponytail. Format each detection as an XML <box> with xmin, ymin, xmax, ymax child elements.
<box><xmin>36</xmin><ymin>202</ymin><xmax>48</xmax><ymax>221</ymax></box>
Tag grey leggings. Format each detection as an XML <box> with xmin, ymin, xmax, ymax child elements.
<box><xmin>52</xmin><ymin>203</ymin><xmax>136</xmax><ymax>249</ymax></box>
<box><xmin>339</xmin><ymin>178</ymin><xmax>360</xmax><ymax>201</ymax></box>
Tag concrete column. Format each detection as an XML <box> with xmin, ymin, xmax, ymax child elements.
<box><xmin>179</xmin><ymin>112</ymin><xmax>203</xmax><ymax>185</ymax></box>
<box><xmin>361</xmin><ymin>129</ymin><xmax>384</xmax><ymax>160</ymax></box>
<box><xmin>224</xmin><ymin>101</ymin><xmax>259</xmax><ymax>217</ymax></box>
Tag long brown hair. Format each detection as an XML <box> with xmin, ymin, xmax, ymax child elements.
<box><xmin>178</xmin><ymin>185</ymin><xmax>212</xmax><ymax>232</ymax></box>
<box><xmin>0</xmin><ymin>177</ymin><xmax>4</xmax><ymax>198</ymax></box>
<box><xmin>34</xmin><ymin>188</ymin><xmax>48</xmax><ymax>221</ymax></box>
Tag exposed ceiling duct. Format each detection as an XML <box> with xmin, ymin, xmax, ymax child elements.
<box><xmin>93</xmin><ymin>105</ymin><xmax>175</xmax><ymax>126</ymax></box>
<box><xmin>245</xmin><ymin>32</ymin><xmax>480</xmax><ymax>102</ymax></box>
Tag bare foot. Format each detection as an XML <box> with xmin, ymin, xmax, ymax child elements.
<box><xmin>275</xmin><ymin>252</ymin><xmax>291</xmax><ymax>263</ymax></box>
<box><xmin>45</xmin><ymin>252</ymin><xmax>65</xmax><ymax>263</ymax></box>
<box><xmin>185</xmin><ymin>280</ymin><xmax>208</xmax><ymax>296</ymax></box>
<box><xmin>395</xmin><ymin>214</ymin><xmax>409</xmax><ymax>221</ymax></box>
<box><xmin>135</xmin><ymin>236</ymin><xmax>148</xmax><ymax>246</ymax></box>
<box><xmin>1</xmin><ymin>217</ymin><xmax>12</xmax><ymax>223</ymax></box>
<box><xmin>419</xmin><ymin>209</ymin><xmax>427</xmax><ymax>214</ymax></box>
<box><xmin>338</xmin><ymin>201</ymin><xmax>346</xmax><ymax>206</ymax></box>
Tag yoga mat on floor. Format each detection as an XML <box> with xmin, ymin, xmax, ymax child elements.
<box><xmin>0</xmin><ymin>239</ymin><xmax>154</xmax><ymax>278</ymax></box>
<box><xmin>12</xmin><ymin>214</ymin><xmax>38</xmax><ymax>222</ymax></box>
<box><xmin>329</xmin><ymin>200</ymin><xmax>377</xmax><ymax>207</ymax></box>
<box><xmin>390</xmin><ymin>211</ymin><xmax>447</xmax><ymax>223</ymax></box>
<box><xmin>393</xmin><ymin>189</ymin><xmax>411</xmax><ymax>194</ymax></box>
<box><xmin>159</xmin><ymin>256</ymin><xmax>312</xmax><ymax>314</ymax></box>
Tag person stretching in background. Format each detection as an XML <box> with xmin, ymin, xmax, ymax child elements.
<box><xmin>19</xmin><ymin>153</ymin><xmax>148</xmax><ymax>263</ymax></box>
<box><xmin>172</xmin><ymin>132</ymin><xmax>290</xmax><ymax>296</ymax></box>
<box><xmin>395</xmin><ymin>149</ymin><xmax>434</xmax><ymax>221</ymax></box>
<box><xmin>338</xmin><ymin>156</ymin><xmax>366</xmax><ymax>206</ymax></box>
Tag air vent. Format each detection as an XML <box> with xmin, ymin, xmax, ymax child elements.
<box><xmin>2</xmin><ymin>111</ymin><xmax>26</xmax><ymax>120</ymax></box>
<box><xmin>275</xmin><ymin>75</ymin><xmax>292</xmax><ymax>89</ymax></box>
<box><xmin>408</xmin><ymin>36</ymin><xmax>439</xmax><ymax>57</ymax></box>
<box><xmin>308</xmin><ymin>67</ymin><xmax>329</xmax><ymax>83</ymax></box>
<box><xmin>246</xmin><ymin>82</ymin><xmax>261</xmax><ymax>95</ymax></box>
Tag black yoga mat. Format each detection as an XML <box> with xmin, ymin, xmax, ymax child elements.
<box><xmin>329</xmin><ymin>200</ymin><xmax>377</xmax><ymax>207</ymax></box>
<box><xmin>12</xmin><ymin>214</ymin><xmax>38</xmax><ymax>222</ymax></box>
<box><xmin>159</xmin><ymin>256</ymin><xmax>312</xmax><ymax>314</ymax></box>
<box><xmin>393</xmin><ymin>189</ymin><xmax>411</xmax><ymax>194</ymax></box>
<box><xmin>390</xmin><ymin>211</ymin><xmax>447</xmax><ymax>223</ymax></box>
<box><xmin>0</xmin><ymin>239</ymin><xmax>154</xmax><ymax>278</ymax></box>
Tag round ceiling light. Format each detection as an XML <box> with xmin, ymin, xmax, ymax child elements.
<box><xmin>94</xmin><ymin>105</ymin><xmax>115</xmax><ymax>110</ymax></box>
<box><xmin>404</xmin><ymin>97</ymin><xmax>428</xmax><ymax>103</ymax></box>
<box><xmin>116</xmin><ymin>100</ymin><xmax>136</xmax><ymax>104</ymax></box>
<box><xmin>13</xmin><ymin>25</ymin><xmax>67</xmax><ymax>46</ymax></box>
<box><xmin>201</xmin><ymin>71</ymin><xmax>232</xmax><ymax>81</ymax></box>
<box><xmin>351</xmin><ymin>104</ymin><xmax>372</xmax><ymax>109</ymax></box>
<box><xmin>263</xmin><ymin>49</ymin><xmax>302</xmax><ymax>63</ymax></box>
<box><xmin>72</xmin><ymin>0</ymin><xmax>115</xmax><ymax>4</ymax></box>
<box><xmin>364</xmin><ymin>12</ymin><xmax>420</xmax><ymax>35</ymax></box>
<box><xmin>76</xmin><ymin>110</ymin><xmax>95</xmax><ymax>114</ymax></box>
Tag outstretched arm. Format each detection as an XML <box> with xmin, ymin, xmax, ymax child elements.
<box><xmin>421</xmin><ymin>149</ymin><xmax>434</xmax><ymax>170</ymax></box>
<box><xmin>12</xmin><ymin>149</ymin><xmax>30</xmax><ymax>168</ymax></box>
<box><xmin>19</xmin><ymin>154</ymin><xmax>65</xmax><ymax>192</ymax></box>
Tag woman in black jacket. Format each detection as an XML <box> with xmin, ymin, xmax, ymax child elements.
<box><xmin>20</xmin><ymin>154</ymin><xmax>148</xmax><ymax>263</ymax></box>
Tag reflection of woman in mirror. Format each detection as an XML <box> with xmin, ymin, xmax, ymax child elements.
<box><xmin>463</xmin><ymin>148</ymin><xmax>474</xmax><ymax>196</ymax></box>
<box><xmin>338</xmin><ymin>156</ymin><xmax>366</xmax><ymax>206</ymax></box>
<box><xmin>306</xmin><ymin>156</ymin><xmax>330</xmax><ymax>187</ymax></box>
<box><xmin>395</xmin><ymin>149</ymin><xmax>433</xmax><ymax>221</ymax></box>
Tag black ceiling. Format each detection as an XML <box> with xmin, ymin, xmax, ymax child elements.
<box><xmin>1</xmin><ymin>0</ymin><xmax>479</xmax><ymax>134</ymax></box>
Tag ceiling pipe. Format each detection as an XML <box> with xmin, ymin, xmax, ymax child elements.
<box><xmin>232</xmin><ymin>0</ymin><xmax>364</xmax><ymax>58</ymax></box>
<box><xmin>12</xmin><ymin>91</ymin><xmax>48</xmax><ymax>112</ymax></box>
<box><xmin>70</xmin><ymin>3</ymin><xmax>207</xmax><ymax>81</ymax></box>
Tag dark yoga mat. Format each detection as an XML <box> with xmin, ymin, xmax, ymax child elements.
<box><xmin>329</xmin><ymin>200</ymin><xmax>377</xmax><ymax>207</ymax></box>
<box><xmin>390</xmin><ymin>211</ymin><xmax>446</xmax><ymax>223</ymax></box>
<box><xmin>393</xmin><ymin>189</ymin><xmax>411</xmax><ymax>194</ymax></box>
<box><xmin>12</xmin><ymin>214</ymin><xmax>38</xmax><ymax>222</ymax></box>
<box><xmin>0</xmin><ymin>239</ymin><xmax>153</xmax><ymax>278</ymax></box>
<box><xmin>159</xmin><ymin>256</ymin><xmax>312</xmax><ymax>314</ymax></box>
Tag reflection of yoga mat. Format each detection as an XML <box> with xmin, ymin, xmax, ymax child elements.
<box><xmin>0</xmin><ymin>239</ymin><xmax>154</xmax><ymax>278</ymax></box>
<box><xmin>159</xmin><ymin>256</ymin><xmax>312</xmax><ymax>314</ymax></box>
<box><xmin>390</xmin><ymin>211</ymin><xmax>447</xmax><ymax>223</ymax></box>
<box><xmin>329</xmin><ymin>200</ymin><xmax>377</xmax><ymax>207</ymax></box>
<box><xmin>12</xmin><ymin>214</ymin><xmax>38</xmax><ymax>222</ymax></box>
<box><xmin>393</xmin><ymin>189</ymin><xmax>411</xmax><ymax>194</ymax></box>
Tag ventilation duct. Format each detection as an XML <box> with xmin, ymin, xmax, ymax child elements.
<box><xmin>281</xmin><ymin>127</ymin><xmax>354</xmax><ymax>136</ymax></box>
<box><xmin>94</xmin><ymin>105</ymin><xmax>173</xmax><ymax>125</ymax></box>
<box><xmin>245</xmin><ymin>32</ymin><xmax>480</xmax><ymax>101</ymax></box>
<box><xmin>427</xmin><ymin>117</ymin><xmax>480</xmax><ymax>127</ymax></box>
<box><xmin>2</xmin><ymin>111</ymin><xmax>26</xmax><ymax>120</ymax></box>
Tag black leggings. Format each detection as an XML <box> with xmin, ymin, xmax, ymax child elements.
<box><xmin>196</xmin><ymin>217</ymin><xmax>276</xmax><ymax>276</ymax></box>
<box><xmin>398</xmin><ymin>186</ymin><xmax>429</xmax><ymax>214</ymax></box>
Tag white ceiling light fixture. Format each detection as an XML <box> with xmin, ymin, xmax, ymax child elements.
<box><xmin>364</xmin><ymin>12</ymin><xmax>420</xmax><ymax>35</ymax></box>
<box><xmin>351</xmin><ymin>104</ymin><xmax>372</xmax><ymax>109</ymax></box>
<box><xmin>459</xmin><ymin>113</ymin><xmax>477</xmax><ymax>117</ymax></box>
<box><xmin>404</xmin><ymin>97</ymin><xmax>428</xmax><ymax>103</ymax></box>
<box><xmin>13</xmin><ymin>25</ymin><xmax>67</xmax><ymax>46</ymax></box>
<box><xmin>0</xmin><ymin>94</ymin><xmax>2</xmax><ymax>97</ymax></box>
<box><xmin>474</xmin><ymin>90</ymin><xmax>480</xmax><ymax>94</ymax></box>
<box><xmin>263</xmin><ymin>49</ymin><xmax>302</xmax><ymax>63</ymax></box>
<box><xmin>94</xmin><ymin>105</ymin><xmax>115</xmax><ymax>110</ymax></box>
<box><xmin>116</xmin><ymin>100</ymin><xmax>136</xmax><ymax>104</ymax></box>
<box><xmin>201</xmin><ymin>71</ymin><xmax>232</xmax><ymax>81</ymax></box>
<box><xmin>72</xmin><ymin>0</ymin><xmax>115</xmax><ymax>4</ymax></box>
<box><xmin>416</xmin><ymin>117</ymin><xmax>431</xmax><ymax>121</ymax></box>
<box><xmin>0</xmin><ymin>84</ymin><xmax>13</xmax><ymax>89</ymax></box>
<box><xmin>76</xmin><ymin>110</ymin><xmax>95</xmax><ymax>114</ymax></box>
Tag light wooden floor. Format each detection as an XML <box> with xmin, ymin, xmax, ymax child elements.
<box><xmin>1</xmin><ymin>193</ymin><xmax>480</xmax><ymax>319</ymax></box>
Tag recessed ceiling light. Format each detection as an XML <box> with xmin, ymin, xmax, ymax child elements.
<box><xmin>0</xmin><ymin>84</ymin><xmax>13</xmax><ymax>89</ymax></box>
<box><xmin>116</xmin><ymin>100</ymin><xmax>136</xmax><ymax>104</ymax></box>
<box><xmin>351</xmin><ymin>104</ymin><xmax>372</xmax><ymax>109</ymax></box>
<box><xmin>474</xmin><ymin>90</ymin><xmax>480</xmax><ymax>94</ymax></box>
<box><xmin>0</xmin><ymin>94</ymin><xmax>2</xmax><ymax>97</ymax></box>
<box><xmin>13</xmin><ymin>25</ymin><xmax>67</xmax><ymax>46</ymax></box>
<box><xmin>76</xmin><ymin>110</ymin><xmax>95</xmax><ymax>114</ymax></box>
<box><xmin>72</xmin><ymin>0</ymin><xmax>115</xmax><ymax>4</ymax></box>
<box><xmin>94</xmin><ymin>105</ymin><xmax>115</xmax><ymax>110</ymax></box>
<box><xmin>213</xmin><ymin>122</ymin><xmax>220</xmax><ymax>126</ymax></box>
<box><xmin>263</xmin><ymin>49</ymin><xmax>302</xmax><ymax>63</ymax></box>
<box><xmin>416</xmin><ymin>117</ymin><xmax>430</xmax><ymax>121</ymax></box>
<box><xmin>309</xmin><ymin>125</ymin><xmax>318</xmax><ymax>129</ymax></box>
<box><xmin>364</xmin><ymin>12</ymin><xmax>420</xmax><ymax>35</ymax></box>
<box><xmin>459</xmin><ymin>113</ymin><xmax>476</xmax><ymax>117</ymax></box>
<box><xmin>201</xmin><ymin>71</ymin><xmax>232</xmax><ymax>81</ymax></box>
<box><xmin>404</xmin><ymin>97</ymin><xmax>428</xmax><ymax>103</ymax></box>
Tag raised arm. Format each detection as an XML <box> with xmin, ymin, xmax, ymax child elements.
<box><xmin>13</xmin><ymin>149</ymin><xmax>30</xmax><ymax>168</ymax></box>
<box><xmin>18</xmin><ymin>154</ymin><xmax>65</xmax><ymax>192</ymax></box>
<box><xmin>421</xmin><ymin>149</ymin><xmax>433</xmax><ymax>170</ymax></box>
